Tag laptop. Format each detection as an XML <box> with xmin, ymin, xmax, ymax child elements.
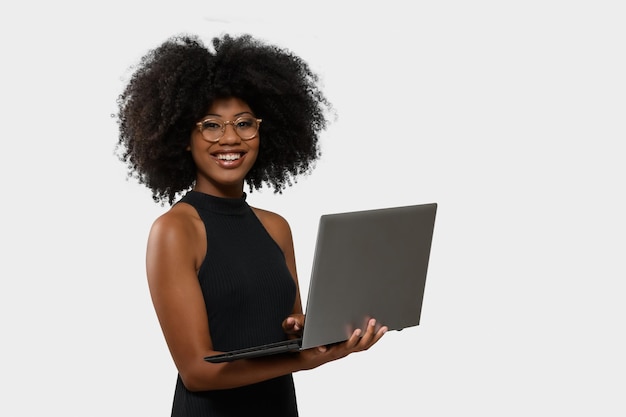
<box><xmin>204</xmin><ymin>202</ymin><xmax>438</xmax><ymax>363</ymax></box>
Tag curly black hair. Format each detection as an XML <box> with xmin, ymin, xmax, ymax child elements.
<box><xmin>115</xmin><ymin>33</ymin><xmax>332</xmax><ymax>205</ymax></box>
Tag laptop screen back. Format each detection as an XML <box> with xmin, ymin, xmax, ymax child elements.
<box><xmin>300</xmin><ymin>203</ymin><xmax>437</xmax><ymax>349</ymax></box>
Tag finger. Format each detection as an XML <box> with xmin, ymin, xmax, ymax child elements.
<box><xmin>359</xmin><ymin>319</ymin><xmax>388</xmax><ymax>348</ymax></box>
<box><xmin>358</xmin><ymin>318</ymin><xmax>378</xmax><ymax>344</ymax></box>
<box><xmin>344</xmin><ymin>327</ymin><xmax>362</xmax><ymax>349</ymax></box>
<box><xmin>378</xmin><ymin>325</ymin><xmax>388</xmax><ymax>337</ymax></box>
<box><xmin>371</xmin><ymin>325</ymin><xmax>388</xmax><ymax>344</ymax></box>
<box><xmin>282</xmin><ymin>317</ymin><xmax>294</xmax><ymax>330</ymax></box>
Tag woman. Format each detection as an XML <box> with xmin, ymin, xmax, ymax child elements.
<box><xmin>115</xmin><ymin>33</ymin><xmax>386</xmax><ymax>416</ymax></box>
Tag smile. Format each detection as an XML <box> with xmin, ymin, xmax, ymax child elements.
<box><xmin>216</xmin><ymin>153</ymin><xmax>242</xmax><ymax>161</ymax></box>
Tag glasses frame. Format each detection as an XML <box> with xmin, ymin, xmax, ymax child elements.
<box><xmin>195</xmin><ymin>116</ymin><xmax>263</xmax><ymax>143</ymax></box>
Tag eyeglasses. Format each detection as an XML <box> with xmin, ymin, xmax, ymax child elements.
<box><xmin>195</xmin><ymin>116</ymin><xmax>262</xmax><ymax>142</ymax></box>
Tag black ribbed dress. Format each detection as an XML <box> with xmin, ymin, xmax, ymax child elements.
<box><xmin>170</xmin><ymin>191</ymin><xmax>299</xmax><ymax>417</ymax></box>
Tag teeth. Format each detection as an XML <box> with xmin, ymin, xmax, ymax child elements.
<box><xmin>217</xmin><ymin>153</ymin><xmax>241</xmax><ymax>161</ymax></box>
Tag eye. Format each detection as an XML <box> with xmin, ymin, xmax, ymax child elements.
<box><xmin>201</xmin><ymin>119</ymin><xmax>223</xmax><ymax>131</ymax></box>
<box><xmin>235</xmin><ymin>118</ymin><xmax>256</xmax><ymax>129</ymax></box>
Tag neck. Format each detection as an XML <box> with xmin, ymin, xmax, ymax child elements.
<box><xmin>193</xmin><ymin>179</ymin><xmax>245</xmax><ymax>199</ymax></box>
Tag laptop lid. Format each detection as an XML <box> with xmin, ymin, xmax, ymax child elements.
<box><xmin>299</xmin><ymin>202</ymin><xmax>437</xmax><ymax>349</ymax></box>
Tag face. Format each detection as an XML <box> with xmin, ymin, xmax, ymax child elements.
<box><xmin>188</xmin><ymin>97</ymin><xmax>260</xmax><ymax>198</ymax></box>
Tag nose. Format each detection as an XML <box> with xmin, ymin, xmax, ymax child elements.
<box><xmin>218</xmin><ymin>122</ymin><xmax>241</xmax><ymax>145</ymax></box>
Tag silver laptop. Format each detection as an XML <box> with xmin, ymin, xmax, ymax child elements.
<box><xmin>204</xmin><ymin>202</ymin><xmax>437</xmax><ymax>363</ymax></box>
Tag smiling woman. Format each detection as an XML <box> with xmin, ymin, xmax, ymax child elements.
<box><xmin>115</xmin><ymin>33</ymin><xmax>331</xmax><ymax>205</ymax></box>
<box><xmin>113</xmin><ymin>33</ymin><xmax>388</xmax><ymax>417</ymax></box>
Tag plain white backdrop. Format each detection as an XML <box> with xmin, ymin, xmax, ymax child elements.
<box><xmin>1</xmin><ymin>1</ymin><xmax>624</xmax><ymax>415</ymax></box>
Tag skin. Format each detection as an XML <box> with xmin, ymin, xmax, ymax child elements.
<box><xmin>146</xmin><ymin>97</ymin><xmax>387</xmax><ymax>392</ymax></box>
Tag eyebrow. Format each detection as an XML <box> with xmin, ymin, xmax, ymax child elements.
<box><xmin>202</xmin><ymin>111</ymin><xmax>254</xmax><ymax>119</ymax></box>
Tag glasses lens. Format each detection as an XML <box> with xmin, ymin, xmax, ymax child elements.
<box><xmin>234</xmin><ymin>117</ymin><xmax>259</xmax><ymax>140</ymax></box>
<box><xmin>200</xmin><ymin>119</ymin><xmax>224</xmax><ymax>142</ymax></box>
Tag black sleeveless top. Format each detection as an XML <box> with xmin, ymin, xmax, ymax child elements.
<box><xmin>170</xmin><ymin>191</ymin><xmax>299</xmax><ymax>417</ymax></box>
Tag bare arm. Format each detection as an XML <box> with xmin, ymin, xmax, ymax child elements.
<box><xmin>146</xmin><ymin>204</ymin><xmax>386</xmax><ymax>392</ymax></box>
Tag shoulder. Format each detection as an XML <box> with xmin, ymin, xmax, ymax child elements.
<box><xmin>252</xmin><ymin>206</ymin><xmax>290</xmax><ymax>229</ymax></box>
<box><xmin>151</xmin><ymin>202</ymin><xmax>199</xmax><ymax>235</ymax></box>
<box><xmin>147</xmin><ymin>202</ymin><xmax>207</xmax><ymax>273</ymax></box>
<box><xmin>251</xmin><ymin>207</ymin><xmax>294</xmax><ymax>249</ymax></box>
<box><xmin>148</xmin><ymin>202</ymin><xmax>204</xmax><ymax>253</ymax></box>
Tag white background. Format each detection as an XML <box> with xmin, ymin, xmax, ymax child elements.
<box><xmin>1</xmin><ymin>1</ymin><xmax>624</xmax><ymax>416</ymax></box>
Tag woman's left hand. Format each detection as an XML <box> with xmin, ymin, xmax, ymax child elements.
<box><xmin>282</xmin><ymin>313</ymin><xmax>305</xmax><ymax>336</ymax></box>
